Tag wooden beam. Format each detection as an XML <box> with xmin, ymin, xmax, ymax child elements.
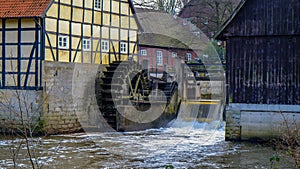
<box><xmin>1</xmin><ymin>19</ymin><xmax>6</xmax><ymax>88</ymax></box>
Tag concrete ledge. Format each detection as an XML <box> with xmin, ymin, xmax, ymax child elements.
<box><xmin>229</xmin><ymin>103</ymin><xmax>300</xmax><ymax>112</ymax></box>
<box><xmin>226</xmin><ymin>103</ymin><xmax>300</xmax><ymax>141</ymax></box>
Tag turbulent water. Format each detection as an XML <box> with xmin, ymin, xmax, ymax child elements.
<box><xmin>0</xmin><ymin>121</ymin><xmax>295</xmax><ymax>168</ymax></box>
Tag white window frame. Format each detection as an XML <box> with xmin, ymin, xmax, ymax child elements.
<box><xmin>120</xmin><ymin>42</ymin><xmax>127</xmax><ymax>54</ymax></box>
<box><xmin>140</xmin><ymin>49</ymin><xmax>147</xmax><ymax>56</ymax></box>
<box><xmin>186</xmin><ymin>53</ymin><xmax>192</xmax><ymax>61</ymax></box>
<box><xmin>172</xmin><ymin>52</ymin><xmax>177</xmax><ymax>58</ymax></box>
<box><xmin>157</xmin><ymin>51</ymin><xmax>163</xmax><ymax>65</ymax></box>
<box><xmin>58</xmin><ymin>35</ymin><xmax>68</xmax><ymax>49</ymax></box>
<box><xmin>95</xmin><ymin>0</ymin><xmax>101</xmax><ymax>10</ymax></box>
<box><xmin>101</xmin><ymin>40</ymin><xmax>109</xmax><ymax>52</ymax></box>
<box><xmin>82</xmin><ymin>38</ymin><xmax>91</xmax><ymax>51</ymax></box>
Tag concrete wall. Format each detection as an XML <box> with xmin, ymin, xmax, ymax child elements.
<box><xmin>42</xmin><ymin>61</ymin><xmax>113</xmax><ymax>134</ymax></box>
<box><xmin>0</xmin><ymin>89</ymin><xmax>43</xmax><ymax>133</ymax></box>
<box><xmin>226</xmin><ymin>103</ymin><xmax>300</xmax><ymax>141</ymax></box>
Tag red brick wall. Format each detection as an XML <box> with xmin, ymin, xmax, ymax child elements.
<box><xmin>139</xmin><ymin>46</ymin><xmax>197</xmax><ymax>72</ymax></box>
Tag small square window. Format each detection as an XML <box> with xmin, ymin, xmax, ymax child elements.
<box><xmin>120</xmin><ymin>42</ymin><xmax>127</xmax><ymax>54</ymax></box>
<box><xmin>186</xmin><ymin>53</ymin><xmax>192</xmax><ymax>61</ymax></box>
<box><xmin>95</xmin><ymin>0</ymin><xmax>101</xmax><ymax>10</ymax></box>
<box><xmin>101</xmin><ymin>40</ymin><xmax>109</xmax><ymax>52</ymax></box>
<box><xmin>58</xmin><ymin>35</ymin><xmax>68</xmax><ymax>49</ymax></box>
<box><xmin>140</xmin><ymin>49</ymin><xmax>147</xmax><ymax>56</ymax></box>
<box><xmin>82</xmin><ymin>38</ymin><xmax>91</xmax><ymax>51</ymax></box>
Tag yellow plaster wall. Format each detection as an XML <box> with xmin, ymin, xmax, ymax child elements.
<box><xmin>59</xmin><ymin>20</ymin><xmax>69</xmax><ymax>34</ymax></box>
<box><xmin>21</xmin><ymin>31</ymin><xmax>36</xmax><ymax>43</ymax></box>
<box><xmin>121</xmin><ymin>29</ymin><xmax>128</xmax><ymax>40</ymax></box>
<box><xmin>5</xmin><ymin>19</ymin><xmax>18</xmax><ymax>28</ymax></box>
<box><xmin>72</xmin><ymin>23</ymin><xmax>81</xmax><ymax>35</ymax></box>
<box><xmin>44</xmin><ymin>0</ymin><xmax>139</xmax><ymax>64</ymax></box>
<box><xmin>103</xmin><ymin>13</ymin><xmax>110</xmax><ymax>25</ymax></box>
<box><xmin>112</xmin><ymin>1</ymin><xmax>120</xmax><ymax>13</ymax></box>
<box><xmin>85</xmin><ymin>0</ymin><xmax>93</xmax><ymax>8</ymax></box>
<box><xmin>60</xmin><ymin>0</ymin><xmax>70</xmax><ymax>4</ymax></box>
<box><xmin>94</xmin><ymin>11</ymin><xmax>102</xmax><ymax>25</ymax></box>
<box><xmin>102</xmin><ymin>54</ymin><xmax>109</xmax><ymax>65</ymax></box>
<box><xmin>60</xmin><ymin>5</ymin><xmax>71</xmax><ymax>20</ymax></box>
<box><xmin>110</xmin><ymin>28</ymin><xmax>119</xmax><ymax>40</ymax></box>
<box><xmin>102</xmin><ymin>27</ymin><xmax>109</xmax><ymax>39</ymax></box>
<box><xmin>73</xmin><ymin>0</ymin><xmax>83</xmax><ymax>7</ymax></box>
<box><xmin>21</xmin><ymin>18</ymin><xmax>36</xmax><ymax>28</ymax></box>
<box><xmin>73</xmin><ymin>52</ymin><xmax>82</xmax><ymax>63</ymax></box>
<box><xmin>6</xmin><ymin>31</ymin><xmax>17</xmax><ymax>43</ymax></box>
<box><xmin>103</xmin><ymin>1</ymin><xmax>111</xmax><ymax>11</ymax></box>
<box><xmin>129</xmin><ymin>30</ymin><xmax>137</xmax><ymax>41</ymax></box>
<box><xmin>94</xmin><ymin>54</ymin><xmax>101</xmax><ymax>64</ymax></box>
<box><xmin>58</xmin><ymin>50</ymin><xmax>69</xmax><ymax>62</ymax></box>
<box><xmin>45</xmin><ymin>18</ymin><xmax>57</xmax><ymax>32</ymax></box>
<box><xmin>47</xmin><ymin>3</ymin><xmax>58</xmax><ymax>18</ymax></box>
<box><xmin>130</xmin><ymin>17</ymin><xmax>138</xmax><ymax>29</ymax></box>
<box><xmin>121</xmin><ymin>3</ymin><xmax>129</xmax><ymax>15</ymax></box>
<box><xmin>73</xmin><ymin>8</ymin><xmax>83</xmax><ymax>22</ymax></box>
<box><xmin>45</xmin><ymin>49</ymin><xmax>55</xmax><ymax>61</ymax></box>
<box><xmin>84</xmin><ymin>10</ymin><xmax>93</xmax><ymax>23</ymax></box>
<box><xmin>121</xmin><ymin>16</ymin><xmax>129</xmax><ymax>28</ymax></box>
<box><xmin>83</xmin><ymin>24</ymin><xmax>91</xmax><ymax>36</ymax></box>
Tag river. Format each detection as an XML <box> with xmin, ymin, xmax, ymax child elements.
<box><xmin>0</xmin><ymin>120</ymin><xmax>295</xmax><ymax>168</ymax></box>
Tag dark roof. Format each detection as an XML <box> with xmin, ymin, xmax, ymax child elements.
<box><xmin>0</xmin><ymin>0</ymin><xmax>52</xmax><ymax>18</ymax></box>
<box><xmin>136</xmin><ymin>8</ymin><xmax>208</xmax><ymax>51</ymax></box>
<box><xmin>214</xmin><ymin>0</ymin><xmax>248</xmax><ymax>40</ymax></box>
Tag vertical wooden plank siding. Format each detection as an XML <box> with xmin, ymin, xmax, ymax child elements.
<box><xmin>227</xmin><ymin>36</ymin><xmax>300</xmax><ymax>105</ymax></box>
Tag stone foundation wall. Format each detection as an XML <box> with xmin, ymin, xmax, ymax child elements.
<box><xmin>225</xmin><ymin>106</ymin><xmax>241</xmax><ymax>141</ymax></box>
<box><xmin>0</xmin><ymin>89</ymin><xmax>43</xmax><ymax>133</ymax></box>
<box><xmin>226</xmin><ymin>103</ymin><xmax>300</xmax><ymax>141</ymax></box>
<box><xmin>42</xmin><ymin>61</ymin><xmax>111</xmax><ymax>134</ymax></box>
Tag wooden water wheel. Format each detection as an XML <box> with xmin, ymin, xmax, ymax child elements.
<box><xmin>97</xmin><ymin>61</ymin><xmax>151</xmax><ymax>130</ymax></box>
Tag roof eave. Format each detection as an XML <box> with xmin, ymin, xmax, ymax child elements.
<box><xmin>0</xmin><ymin>15</ymin><xmax>43</xmax><ymax>19</ymax></box>
<box><xmin>129</xmin><ymin>0</ymin><xmax>144</xmax><ymax>32</ymax></box>
<box><xmin>40</xmin><ymin>0</ymin><xmax>55</xmax><ymax>18</ymax></box>
<box><xmin>214</xmin><ymin>0</ymin><xmax>248</xmax><ymax>40</ymax></box>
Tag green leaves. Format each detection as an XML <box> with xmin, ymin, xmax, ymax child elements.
<box><xmin>165</xmin><ymin>164</ymin><xmax>175</xmax><ymax>169</ymax></box>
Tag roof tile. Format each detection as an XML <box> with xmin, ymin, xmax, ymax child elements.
<box><xmin>0</xmin><ymin>0</ymin><xmax>52</xmax><ymax>18</ymax></box>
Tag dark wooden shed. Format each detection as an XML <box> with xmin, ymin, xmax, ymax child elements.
<box><xmin>216</xmin><ymin>0</ymin><xmax>300</xmax><ymax>105</ymax></box>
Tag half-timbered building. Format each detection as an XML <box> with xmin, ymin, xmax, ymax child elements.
<box><xmin>0</xmin><ymin>0</ymin><xmax>139</xmax><ymax>90</ymax></box>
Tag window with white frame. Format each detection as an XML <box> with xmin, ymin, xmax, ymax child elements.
<box><xmin>58</xmin><ymin>35</ymin><xmax>68</xmax><ymax>49</ymax></box>
<box><xmin>120</xmin><ymin>42</ymin><xmax>127</xmax><ymax>54</ymax></box>
<box><xmin>140</xmin><ymin>49</ymin><xmax>147</xmax><ymax>56</ymax></box>
<box><xmin>186</xmin><ymin>53</ymin><xmax>192</xmax><ymax>61</ymax></box>
<box><xmin>157</xmin><ymin>51</ymin><xmax>163</xmax><ymax>65</ymax></box>
<box><xmin>172</xmin><ymin>52</ymin><xmax>177</xmax><ymax>58</ymax></box>
<box><xmin>82</xmin><ymin>38</ymin><xmax>91</xmax><ymax>51</ymax></box>
<box><xmin>101</xmin><ymin>40</ymin><xmax>109</xmax><ymax>52</ymax></box>
<box><xmin>95</xmin><ymin>0</ymin><xmax>101</xmax><ymax>10</ymax></box>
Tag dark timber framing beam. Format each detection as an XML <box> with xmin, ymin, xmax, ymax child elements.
<box><xmin>69</xmin><ymin>0</ymin><xmax>74</xmax><ymax>62</ymax></box>
<box><xmin>56</xmin><ymin>0</ymin><xmax>61</xmax><ymax>61</ymax></box>
<box><xmin>2</xmin><ymin>19</ymin><xmax>6</xmax><ymax>88</ymax></box>
<box><xmin>17</xmin><ymin>18</ymin><xmax>22</xmax><ymax>87</ymax></box>
<box><xmin>34</xmin><ymin>17</ymin><xmax>39</xmax><ymax>88</ymax></box>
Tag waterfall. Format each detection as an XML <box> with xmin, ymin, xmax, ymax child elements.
<box><xmin>168</xmin><ymin>101</ymin><xmax>224</xmax><ymax>130</ymax></box>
